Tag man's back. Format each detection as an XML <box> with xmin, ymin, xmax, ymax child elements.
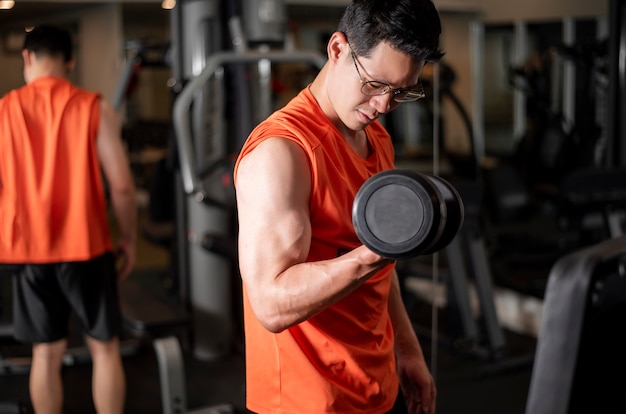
<box><xmin>0</xmin><ymin>76</ymin><xmax>112</xmax><ymax>263</ymax></box>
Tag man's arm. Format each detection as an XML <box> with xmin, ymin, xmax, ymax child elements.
<box><xmin>96</xmin><ymin>99</ymin><xmax>137</xmax><ymax>279</ymax></box>
<box><xmin>389</xmin><ymin>270</ymin><xmax>436</xmax><ymax>414</ymax></box>
<box><xmin>235</xmin><ymin>137</ymin><xmax>394</xmax><ymax>333</ymax></box>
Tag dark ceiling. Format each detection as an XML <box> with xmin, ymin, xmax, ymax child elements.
<box><xmin>0</xmin><ymin>2</ymin><xmax>167</xmax><ymax>29</ymax></box>
<box><xmin>0</xmin><ymin>2</ymin><xmax>347</xmax><ymax>29</ymax></box>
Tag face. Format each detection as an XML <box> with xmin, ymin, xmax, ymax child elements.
<box><xmin>327</xmin><ymin>34</ymin><xmax>425</xmax><ymax>134</ymax></box>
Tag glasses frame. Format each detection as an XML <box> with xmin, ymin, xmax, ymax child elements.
<box><xmin>348</xmin><ymin>48</ymin><xmax>426</xmax><ymax>103</ymax></box>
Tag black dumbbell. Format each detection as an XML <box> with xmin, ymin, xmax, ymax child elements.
<box><xmin>352</xmin><ymin>169</ymin><xmax>464</xmax><ymax>259</ymax></box>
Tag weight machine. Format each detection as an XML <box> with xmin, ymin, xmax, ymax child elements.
<box><xmin>106</xmin><ymin>0</ymin><xmax>325</xmax><ymax>412</ymax></box>
<box><xmin>168</xmin><ymin>0</ymin><xmax>326</xmax><ymax>363</ymax></box>
<box><xmin>525</xmin><ymin>2</ymin><xmax>626</xmax><ymax>412</ymax></box>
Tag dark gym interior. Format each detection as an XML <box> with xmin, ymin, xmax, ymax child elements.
<box><xmin>1</xmin><ymin>0</ymin><xmax>625</xmax><ymax>413</ymax></box>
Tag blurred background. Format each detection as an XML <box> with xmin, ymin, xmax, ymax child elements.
<box><xmin>1</xmin><ymin>0</ymin><xmax>624</xmax><ymax>413</ymax></box>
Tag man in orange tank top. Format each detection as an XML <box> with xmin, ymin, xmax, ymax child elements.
<box><xmin>0</xmin><ymin>25</ymin><xmax>136</xmax><ymax>413</ymax></box>
<box><xmin>234</xmin><ymin>1</ymin><xmax>443</xmax><ymax>413</ymax></box>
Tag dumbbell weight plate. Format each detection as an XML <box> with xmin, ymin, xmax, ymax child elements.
<box><xmin>421</xmin><ymin>175</ymin><xmax>465</xmax><ymax>255</ymax></box>
<box><xmin>352</xmin><ymin>170</ymin><xmax>444</xmax><ymax>259</ymax></box>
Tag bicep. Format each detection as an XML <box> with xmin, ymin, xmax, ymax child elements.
<box><xmin>235</xmin><ymin>138</ymin><xmax>312</xmax><ymax>289</ymax></box>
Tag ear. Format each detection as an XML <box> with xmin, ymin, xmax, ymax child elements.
<box><xmin>326</xmin><ymin>31</ymin><xmax>349</xmax><ymax>64</ymax></box>
<box><xmin>21</xmin><ymin>49</ymin><xmax>32</xmax><ymax>65</ymax></box>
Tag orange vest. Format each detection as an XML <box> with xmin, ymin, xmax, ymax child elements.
<box><xmin>0</xmin><ymin>76</ymin><xmax>112</xmax><ymax>263</ymax></box>
<box><xmin>234</xmin><ymin>86</ymin><xmax>398</xmax><ymax>413</ymax></box>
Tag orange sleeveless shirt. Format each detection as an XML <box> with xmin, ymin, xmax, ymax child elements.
<box><xmin>234</xmin><ymin>86</ymin><xmax>398</xmax><ymax>413</ymax></box>
<box><xmin>0</xmin><ymin>76</ymin><xmax>112</xmax><ymax>263</ymax></box>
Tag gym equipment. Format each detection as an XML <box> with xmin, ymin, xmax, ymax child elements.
<box><xmin>607</xmin><ymin>0</ymin><xmax>626</xmax><ymax>167</ymax></box>
<box><xmin>106</xmin><ymin>1</ymin><xmax>323</xmax><ymax>411</ymax></box>
<box><xmin>443</xmin><ymin>180</ymin><xmax>508</xmax><ymax>359</ymax></box>
<box><xmin>119</xmin><ymin>279</ymin><xmax>235</xmax><ymax>414</ymax></box>
<box><xmin>171</xmin><ymin>17</ymin><xmax>326</xmax><ymax>361</ymax></box>
<box><xmin>390</xmin><ymin>62</ymin><xmax>478</xmax><ymax>180</ymax></box>
<box><xmin>525</xmin><ymin>235</ymin><xmax>626</xmax><ymax>414</ymax></box>
<box><xmin>118</xmin><ymin>279</ymin><xmax>190</xmax><ymax>414</ymax></box>
<box><xmin>168</xmin><ymin>0</ymin><xmax>327</xmax><ymax>361</ymax></box>
<box><xmin>352</xmin><ymin>169</ymin><xmax>464</xmax><ymax>259</ymax></box>
<box><xmin>558</xmin><ymin>167</ymin><xmax>626</xmax><ymax>240</ymax></box>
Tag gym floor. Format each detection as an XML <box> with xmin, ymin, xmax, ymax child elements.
<box><xmin>0</xmin><ymin>207</ymin><xmax>539</xmax><ymax>414</ymax></box>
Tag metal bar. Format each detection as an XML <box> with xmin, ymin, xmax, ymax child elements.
<box><xmin>444</xmin><ymin>237</ymin><xmax>480</xmax><ymax>345</ymax></box>
<box><xmin>470</xmin><ymin>19</ymin><xmax>485</xmax><ymax>162</ymax></box>
<box><xmin>513</xmin><ymin>21</ymin><xmax>528</xmax><ymax>147</ymax></box>
<box><xmin>172</xmin><ymin>50</ymin><xmax>327</xmax><ymax>197</ymax></box>
<box><xmin>467</xmin><ymin>234</ymin><xmax>507</xmax><ymax>355</ymax></box>
<box><xmin>154</xmin><ymin>336</ymin><xmax>188</xmax><ymax>414</ymax></box>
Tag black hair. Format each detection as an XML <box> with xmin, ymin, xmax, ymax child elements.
<box><xmin>337</xmin><ymin>0</ymin><xmax>444</xmax><ymax>63</ymax></box>
<box><xmin>22</xmin><ymin>25</ymin><xmax>73</xmax><ymax>63</ymax></box>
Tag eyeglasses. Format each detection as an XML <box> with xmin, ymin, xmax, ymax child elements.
<box><xmin>349</xmin><ymin>49</ymin><xmax>425</xmax><ymax>103</ymax></box>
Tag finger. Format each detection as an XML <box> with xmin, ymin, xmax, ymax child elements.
<box><xmin>419</xmin><ymin>388</ymin><xmax>432</xmax><ymax>414</ymax></box>
<box><xmin>115</xmin><ymin>251</ymin><xmax>131</xmax><ymax>279</ymax></box>
<box><xmin>407</xmin><ymin>399</ymin><xmax>420</xmax><ymax>414</ymax></box>
<box><xmin>429</xmin><ymin>390</ymin><xmax>437</xmax><ymax>414</ymax></box>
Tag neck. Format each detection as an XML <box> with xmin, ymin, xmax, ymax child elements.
<box><xmin>310</xmin><ymin>65</ymin><xmax>359</xmax><ymax>140</ymax></box>
<box><xmin>26</xmin><ymin>58</ymin><xmax>69</xmax><ymax>83</ymax></box>
<box><xmin>310</xmin><ymin>65</ymin><xmax>369</xmax><ymax>157</ymax></box>
<box><xmin>347</xmin><ymin>129</ymin><xmax>371</xmax><ymax>159</ymax></box>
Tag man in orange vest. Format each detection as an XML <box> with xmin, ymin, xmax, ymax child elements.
<box><xmin>0</xmin><ymin>25</ymin><xmax>136</xmax><ymax>414</ymax></box>
<box><xmin>234</xmin><ymin>0</ymin><xmax>443</xmax><ymax>412</ymax></box>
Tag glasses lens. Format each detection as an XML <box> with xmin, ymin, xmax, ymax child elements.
<box><xmin>361</xmin><ymin>81</ymin><xmax>390</xmax><ymax>96</ymax></box>
<box><xmin>393</xmin><ymin>88</ymin><xmax>426</xmax><ymax>103</ymax></box>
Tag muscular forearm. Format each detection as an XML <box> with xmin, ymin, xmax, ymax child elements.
<box><xmin>110</xmin><ymin>185</ymin><xmax>137</xmax><ymax>245</ymax></box>
<box><xmin>243</xmin><ymin>245</ymin><xmax>394</xmax><ymax>333</ymax></box>
<box><xmin>109</xmin><ymin>184</ymin><xmax>137</xmax><ymax>279</ymax></box>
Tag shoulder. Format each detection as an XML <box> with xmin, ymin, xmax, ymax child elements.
<box><xmin>257</xmin><ymin>92</ymin><xmax>330</xmax><ymax>145</ymax></box>
<box><xmin>77</xmin><ymin>87</ymin><xmax>101</xmax><ymax>102</ymax></box>
<box><xmin>0</xmin><ymin>86</ymin><xmax>27</xmax><ymax>114</ymax></box>
<box><xmin>1</xmin><ymin>85</ymin><xmax>25</xmax><ymax>100</ymax></box>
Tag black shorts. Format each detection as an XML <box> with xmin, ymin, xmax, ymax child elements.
<box><xmin>12</xmin><ymin>252</ymin><xmax>121</xmax><ymax>343</ymax></box>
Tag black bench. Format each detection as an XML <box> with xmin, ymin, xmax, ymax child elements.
<box><xmin>525</xmin><ymin>235</ymin><xmax>626</xmax><ymax>414</ymax></box>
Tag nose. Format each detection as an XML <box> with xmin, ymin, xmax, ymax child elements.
<box><xmin>369</xmin><ymin>93</ymin><xmax>393</xmax><ymax>114</ymax></box>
